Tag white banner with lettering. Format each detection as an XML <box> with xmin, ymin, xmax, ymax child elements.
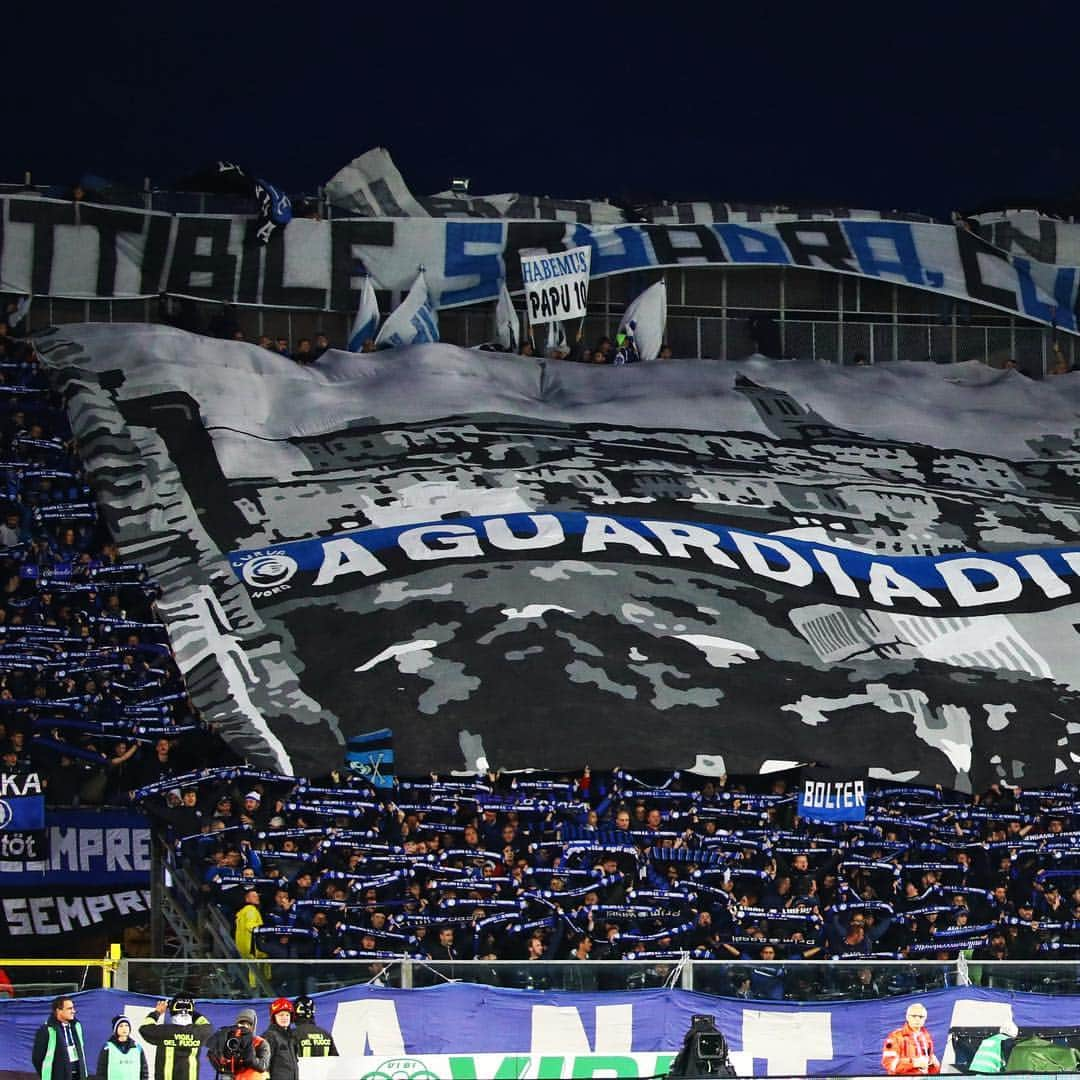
<box><xmin>520</xmin><ymin>245</ymin><xmax>592</xmax><ymax>324</ymax></box>
<box><xmin>2</xmin><ymin>197</ymin><xmax>1078</xmax><ymax>331</ymax></box>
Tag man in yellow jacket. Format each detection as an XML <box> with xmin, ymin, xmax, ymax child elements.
<box><xmin>234</xmin><ymin>889</ymin><xmax>266</xmax><ymax>959</ymax></box>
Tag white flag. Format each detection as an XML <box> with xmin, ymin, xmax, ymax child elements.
<box><xmin>545</xmin><ymin>320</ymin><xmax>567</xmax><ymax>356</ymax></box>
<box><xmin>495</xmin><ymin>284</ymin><xmax>519</xmax><ymax>352</ymax></box>
<box><xmin>619</xmin><ymin>280</ymin><xmax>667</xmax><ymax>361</ymax></box>
<box><xmin>8</xmin><ymin>295</ymin><xmax>31</xmax><ymax>335</ymax></box>
<box><xmin>374</xmin><ymin>271</ymin><xmax>439</xmax><ymax>349</ymax></box>
<box><xmin>347</xmin><ymin>276</ymin><xmax>380</xmax><ymax>352</ymax></box>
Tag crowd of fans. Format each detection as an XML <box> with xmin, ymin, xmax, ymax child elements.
<box><xmin>130</xmin><ymin>758</ymin><xmax>1080</xmax><ymax>999</ymax></box>
<box><xmin>163</xmin><ymin>297</ymin><xmax>673</xmax><ymax>366</ymax></box>
<box><xmin>514</xmin><ymin>330</ymin><xmax>671</xmax><ymax>365</ymax></box>
<box><xmin>0</xmin><ymin>318</ymin><xmax>226</xmax><ymax>810</ymax></box>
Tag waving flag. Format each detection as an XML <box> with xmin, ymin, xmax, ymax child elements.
<box><xmin>375</xmin><ymin>271</ymin><xmax>439</xmax><ymax>349</ymax></box>
<box><xmin>619</xmin><ymin>280</ymin><xmax>667</xmax><ymax>361</ymax></box>
<box><xmin>495</xmin><ymin>284</ymin><xmax>519</xmax><ymax>352</ymax></box>
<box><xmin>176</xmin><ymin>161</ymin><xmax>291</xmax><ymax>245</ymax></box>
<box><xmin>346</xmin><ymin>727</ymin><xmax>395</xmax><ymax>788</ymax></box>
<box><xmin>545</xmin><ymin>319</ymin><xmax>567</xmax><ymax>356</ymax></box>
<box><xmin>8</xmin><ymin>295</ymin><xmax>31</xmax><ymax>336</ymax></box>
<box><xmin>253</xmin><ymin>178</ymin><xmax>293</xmax><ymax>244</ymax></box>
<box><xmin>347</xmin><ymin>276</ymin><xmax>380</xmax><ymax>352</ymax></box>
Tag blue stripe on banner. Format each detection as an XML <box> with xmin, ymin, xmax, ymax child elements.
<box><xmin>796</xmin><ymin>798</ymin><xmax>866</xmax><ymax>823</ymax></box>
<box><xmin>347</xmin><ymin>727</ymin><xmax>393</xmax><ymax>746</ymax></box>
<box><xmin>228</xmin><ymin>511</ymin><xmax>1080</xmax><ymax>617</ymax></box>
<box><xmin>0</xmin><ymin>794</ymin><xmax>44</xmax><ymax>831</ymax></box>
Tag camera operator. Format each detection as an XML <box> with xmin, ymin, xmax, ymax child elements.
<box><xmin>206</xmin><ymin>1009</ymin><xmax>270</xmax><ymax>1080</ymax></box>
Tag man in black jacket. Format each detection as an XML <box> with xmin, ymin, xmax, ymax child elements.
<box><xmin>292</xmin><ymin>996</ymin><xmax>338</xmax><ymax>1058</ymax></box>
<box><xmin>32</xmin><ymin>996</ymin><xmax>89</xmax><ymax>1080</ymax></box>
<box><xmin>138</xmin><ymin>998</ymin><xmax>214</xmax><ymax>1080</ymax></box>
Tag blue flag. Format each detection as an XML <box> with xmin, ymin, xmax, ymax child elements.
<box><xmin>797</xmin><ymin>768</ymin><xmax>867</xmax><ymax>823</ymax></box>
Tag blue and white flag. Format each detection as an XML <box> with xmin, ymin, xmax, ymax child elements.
<box><xmin>495</xmin><ymin>283</ymin><xmax>519</xmax><ymax>353</ymax></box>
<box><xmin>347</xmin><ymin>276</ymin><xmax>380</xmax><ymax>352</ymax></box>
<box><xmin>797</xmin><ymin>768</ymin><xmax>868</xmax><ymax>823</ymax></box>
<box><xmin>375</xmin><ymin>271</ymin><xmax>439</xmax><ymax>349</ymax></box>
<box><xmin>253</xmin><ymin>178</ymin><xmax>292</xmax><ymax>245</ymax></box>
<box><xmin>619</xmin><ymin>280</ymin><xmax>667</xmax><ymax>361</ymax></box>
<box><xmin>0</xmin><ymin>771</ymin><xmax>46</xmax><ymax>861</ymax></box>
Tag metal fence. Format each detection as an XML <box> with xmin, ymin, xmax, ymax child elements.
<box><xmin>113</xmin><ymin>956</ymin><xmax>1080</xmax><ymax>1001</ymax></box>
<box><xmin>0</xmin><ymin>945</ymin><xmax>123</xmax><ymax>995</ymax></box>
<box><xmin>21</xmin><ymin>296</ymin><xmax>1075</xmax><ymax>376</ymax></box>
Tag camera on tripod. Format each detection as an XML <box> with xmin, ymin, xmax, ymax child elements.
<box><xmin>667</xmin><ymin>1014</ymin><xmax>736</xmax><ymax>1078</ymax></box>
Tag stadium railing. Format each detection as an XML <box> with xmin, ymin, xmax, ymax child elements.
<box><xmin>22</xmin><ymin>297</ymin><xmax>1073</xmax><ymax>375</ymax></box>
<box><xmin>111</xmin><ymin>957</ymin><xmax>1080</xmax><ymax>1000</ymax></box>
<box><xmin>0</xmin><ymin>944</ymin><xmax>123</xmax><ymax>997</ymax></box>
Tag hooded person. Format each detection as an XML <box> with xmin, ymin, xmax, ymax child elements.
<box><xmin>260</xmin><ymin>999</ymin><xmax>299</xmax><ymax>1080</ymax></box>
<box><xmin>207</xmin><ymin>1007</ymin><xmax>270</xmax><ymax>1080</ymax></box>
<box><xmin>291</xmin><ymin>996</ymin><xmax>338</xmax><ymax>1058</ymax></box>
<box><xmin>96</xmin><ymin>1016</ymin><xmax>149</xmax><ymax>1080</ymax></box>
<box><xmin>139</xmin><ymin>998</ymin><xmax>214</xmax><ymax>1080</ymax></box>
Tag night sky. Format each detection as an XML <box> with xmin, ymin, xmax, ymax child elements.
<box><xmin>9</xmin><ymin>3</ymin><xmax>1080</xmax><ymax>219</ymax></box>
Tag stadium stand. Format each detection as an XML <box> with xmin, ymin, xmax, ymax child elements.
<box><xmin>1</xmin><ymin>313</ymin><xmax>1079</xmax><ymax>1007</ymax></box>
<box><xmin>0</xmin><ymin>325</ymin><xmax>233</xmax><ymax>813</ymax></box>
<box><xmin>133</xmin><ymin>764</ymin><xmax>1080</xmax><ymax>1000</ymax></box>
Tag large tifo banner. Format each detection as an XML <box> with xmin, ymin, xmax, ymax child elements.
<box><xmin>3</xmin><ymin>196</ymin><xmax>1080</xmax><ymax>329</ymax></box>
<box><xmin>1</xmin><ymin>984</ymin><xmax>1079</xmax><ymax>1078</ymax></box>
<box><xmin>40</xmin><ymin>324</ymin><xmax>1080</xmax><ymax>787</ymax></box>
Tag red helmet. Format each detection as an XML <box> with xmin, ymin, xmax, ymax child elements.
<box><xmin>269</xmin><ymin>997</ymin><xmax>295</xmax><ymax>1018</ymax></box>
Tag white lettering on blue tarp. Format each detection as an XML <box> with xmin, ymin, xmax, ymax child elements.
<box><xmin>235</xmin><ymin>512</ymin><xmax>1080</xmax><ymax>617</ymax></box>
<box><xmin>801</xmin><ymin>780</ymin><xmax>866</xmax><ymax>809</ymax></box>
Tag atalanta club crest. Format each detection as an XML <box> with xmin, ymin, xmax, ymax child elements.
<box><xmin>233</xmin><ymin>550</ymin><xmax>298</xmax><ymax>597</ymax></box>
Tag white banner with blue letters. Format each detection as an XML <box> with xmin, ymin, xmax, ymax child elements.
<box><xmin>2</xmin><ymin>197</ymin><xmax>1078</xmax><ymax>331</ymax></box>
